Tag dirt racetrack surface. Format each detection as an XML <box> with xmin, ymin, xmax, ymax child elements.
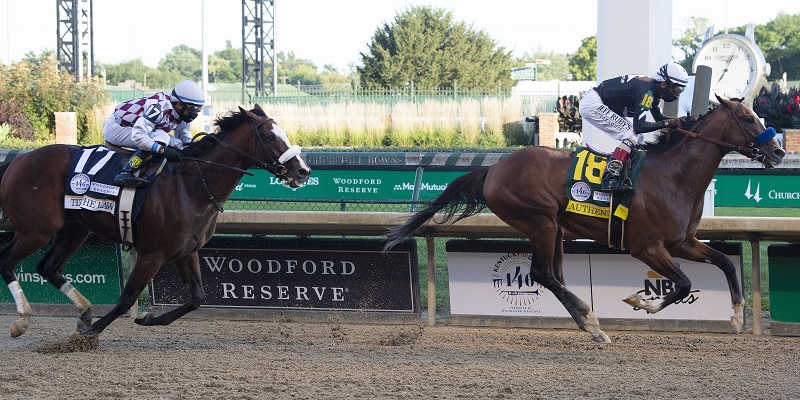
<box><xmin>0</xmin><ymin>314</ymin><xmax>798</xmax><ymax>399</ymax></box>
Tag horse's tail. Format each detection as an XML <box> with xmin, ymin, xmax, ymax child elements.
<box><xmin>384</xmin><ymin>167</ymin><xmax>489</xmax><ymax>251</ymax></box>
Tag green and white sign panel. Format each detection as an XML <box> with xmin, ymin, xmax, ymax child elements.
<box><xmin>232</xmin><ymin>169</ymin><xmax>466</xmax><ymax>201</ymax></box>
<box><xmin>0</xmin><ymin>233</ymin><xmax>123</xmax><ymax>305</ymax></box>
<box><xmin>714</xmin><ymin>174</ymin><xmax>800</xmax><ymax>207</ymax></box>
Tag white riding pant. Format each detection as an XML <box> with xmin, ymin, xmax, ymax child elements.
<box><xmin>579</xmin><ymin>90</ymin><xmax>645</xmax><ymax>145</ymax></box>
<box><xmin>103</xmin><ymin>115</ymin><xmax>183</xmax><ymax>150</ymax></box>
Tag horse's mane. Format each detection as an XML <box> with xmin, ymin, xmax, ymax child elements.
<box><xmin>637</xmin><ymin>112</ymin><xmax>707</xmax><ymax>153</ymax></box>
<box><xmin>181</xmin><ymin>106</ymin><xmax>269</xmax><ymax>158</ymax></box>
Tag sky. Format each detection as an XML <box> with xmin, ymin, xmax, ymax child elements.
<box><xmin>2</xmin><ymin>0</ymin><xmax>800</xmax><ymax>73</ymax></box>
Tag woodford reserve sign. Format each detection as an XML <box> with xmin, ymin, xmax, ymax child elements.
<box><xmin>149</xmin><ymin>237</ymin><xmax>419</xmax><ymax>313</ymax></box>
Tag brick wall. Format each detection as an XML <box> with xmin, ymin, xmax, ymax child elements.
<box><xmin>538</xmin><ymin>113</ymin><xmax>558</xmax><ymax>148</ymax></box>
<box><xmin>54</xmin><ymin>112</ymin><xmax>77</xmax><ymax>145</ymax></box>
<box><xmin>783</xmin><ymin>129</ymin><xmax>800</xmax><ymax>154</ymax></box>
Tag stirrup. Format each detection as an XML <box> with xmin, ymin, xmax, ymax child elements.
<box><xmin>114</xmin><ymin>172</ymin><xmax>148</xmax><ymax>187</ymax></box>
<box><xmin>602</xmin><ymin>178</ymin><xmax>633</xmax><ymax>193</ymax></box>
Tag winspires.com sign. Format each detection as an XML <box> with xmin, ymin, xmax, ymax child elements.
<box><xmin>150</xmin><ymin>237</ymin><xmax>419</xmax><ymax>312</ymax></box>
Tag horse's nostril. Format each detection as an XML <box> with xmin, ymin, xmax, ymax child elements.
<box><xmin>775</xmin><ymin>148</ymin><xmax>787</xmax><ymax>157</ymax></box>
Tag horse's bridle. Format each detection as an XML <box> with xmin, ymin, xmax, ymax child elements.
<box><xmin>186</xmin><ymin>115</ymin><xmax>302</xmax><ymax>212</ymax></box>
<box><xmin>671</xmin><ymin>101</ymin><xmax>772</xmax><ymax>163</ymax></box>
<box><xmin>195</xmin><ymin>116</ymin><xmax>301</xmax><ymax>180</ymax></box>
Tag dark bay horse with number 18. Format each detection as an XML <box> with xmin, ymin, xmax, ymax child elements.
<box><xmin>385</xmin><ymin>96</ymin><xmax>785</xmax><ymax>343</ymax></box>
<box><xmin>0</xmin><ymin>104</ymin><xmax>310</xmax><ymax>338</ymax></box>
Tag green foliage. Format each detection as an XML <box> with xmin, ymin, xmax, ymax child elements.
<box><xmin>518</xmin><ymin>48</ymin><xmax>571</xmax><ymax>81</ymax></box>
<box><xmin>568</xmin><ymin>36</ymin><xmax>596</xmax><ymax>81</ymax></box>
<box><xmin>357</xmin><ymin>5</ymin><xmax>514</xmax><ymax>90</ymax></box>
<box><xmin>0</xmin><ymin>54</ymin><xmax>109</xmax><ymax>143</ymax></box>
<box><xmin>209</xmin><ymin>41</ymin><xmax>242</xmax><ymax>82</ymax></box>
<box><xmin>753</xmin><ymin>83</ymin><xmax>800</xmax><ymax>130</ymax></box>
<box><xmin>673</xmin><ymin>17</ymin><xmax>710</xmax><ymax>71</ymax></box>
<box><xmin>751</xmin><ymin>13</ymin><xmax>800</xmax><ymax>80</ymax></box>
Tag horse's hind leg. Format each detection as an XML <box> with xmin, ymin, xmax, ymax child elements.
<box><xmin>35</xmin><ymin>224</ymin><xmax>94</xmax><ymax>331</ymax></box>
<box><xmin>670</xmin><ymin>238</ymin><xmax>744</xmax><ymax>333</ymax></box>
<box><xmin>514</xmin><ymin>219</ymin><xmax>610</xmax><ymax>343</ymax></box>
<box><xmin>0</xmin><ymin>233</ymin><xmax>53</xmax><ymax>337</ymax></box>
<box><xmin>135</xmin><ymin>252</ymin><xmax>205</xmax><ymax>326</ymax></box>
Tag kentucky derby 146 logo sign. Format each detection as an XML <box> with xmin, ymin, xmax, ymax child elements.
<box><xmin>491</xmin><ymin>253</ymin><xmax>545</xmax><ymax>306</ymax></box>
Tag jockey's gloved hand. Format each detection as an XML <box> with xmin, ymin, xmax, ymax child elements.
<box><xmin>682</xmin><ymin>116</ymin><xmax>700</xmax><ymax>124</ymax></box>
<box><xmin>164</xmin><ymin>147</ymin><xmax>183</xmax><ymax>162</ymax></box>
<box><xmin>664</xmin><ymin>118</ymin><xmax>682</xmax><ymax>128</ymax></box>
<box><xmin>151</xmin><ymin>142</ymin><xmax>166</xmax><ymax>154</ymax></box>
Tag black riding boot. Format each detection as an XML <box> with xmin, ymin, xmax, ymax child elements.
<box><xmin>114</xmin><ymin>149</ymin><xmax>153</xmax><ymax>187</ymax></box>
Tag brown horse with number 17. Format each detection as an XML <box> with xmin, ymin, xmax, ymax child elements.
<box><xmin>385</xmin><ymin>96</ymin><xmax>786</xmax><ymax>343</ymax></box>
<box><xmin>0</xmin><ymin>104</ymin><xmax>310</xmax><ymax>339</ymax></box>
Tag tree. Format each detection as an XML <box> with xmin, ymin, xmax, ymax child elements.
<box><xmin>156</xmin><ymin>45</ymin><xmax>202</xmax><ymax>86</ymax></box>
<box><xmin>568</xmin><ymin>36</ymin><xmax>596</xmax><ymax>81</ymax></box>
<box><xmin>518</xmin><ymin>48</ymin><xmax>570</xmax><ymax>81</ymax></box>
<box><xmin>358</xmin><ymin>6</ymin><xmax>513</xmax><ymax>90</ymax></box>
<box><xmin>209</xmin><ymin>41</ymin><xmax>242</xmax><ymax>82</ymax></box>
<box><xmin>752</xmin><ymin>13</ymin><xmax>800</xmax><ymax>80</ymax></box>
<box><xmin>673</xmin><ymin>17</ymin><xmax>710</xmax><ymax>71</ymax></box>
<box><xmin>277</xmin><ymin>51</ymin><xmax>321</xmax><ymax>85</ymax></box>
<box><xmin>100</xmin><ymin>59</ymin><xmax>153</xmax><ymax>86</ymax></box>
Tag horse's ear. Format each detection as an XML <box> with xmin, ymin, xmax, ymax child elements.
<box><xmin>239</xmin><ymin>106</ymin><xmax>259</xmax><ymax>122</ymax></box>
<box><xmin>254</xmin><ymin>104</ymin><xmax>263</xmax><ymax>111</ymax></box>
<box><xmin>715</xmin><ymin>94</ymin><xmax>732</xmax><ymax>108</ymax></box>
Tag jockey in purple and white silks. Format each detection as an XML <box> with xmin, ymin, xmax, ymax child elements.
<box><xmin>580</xmin><ymin>62</ymin><xmax>689</xmax><ymax>192</ymax></box>
<box><xmin>103</xmin><ymin>80</ymin><xmax>205</xmax><ymax>187</ymax></box>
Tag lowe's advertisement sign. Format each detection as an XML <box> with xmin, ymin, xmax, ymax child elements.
<box><xmin>714</xmin><ymin>174</ymin><xmax>800</xmax><ymax>207</ymax></box>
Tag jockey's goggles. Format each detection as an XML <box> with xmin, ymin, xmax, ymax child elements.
<box><xmin>181</xmin><ymin>102</ymin><xmax>203</xmax><ymax>113</ymax></box>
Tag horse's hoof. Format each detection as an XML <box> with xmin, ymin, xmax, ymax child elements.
<box><xmin>731</xmin><ymin>303</ymin><xmax>744</xmax><ymax>333</ymax></box>
<box><xmin>622</xmin><ymin>294</ymin><xmax>641</xmax><ymax>307</ymax></box>
<box><xmin>591</xmin><ymin>331</ymin><xmax>612</xmax><ymax>344</ymax></box>
<box><xmin>134</xmin><ymin>312</ymin><xmax>153</xmax><ymax>326</ymax></box>
<box><xmin>731</xmin><ymin>315</ymin><xmax>744</xmax><ymax>333</ymax></box>
<box><xmin>10</xmin><ymin>320</ymin><xmax>30</xmax><ymax>338</ymax></box>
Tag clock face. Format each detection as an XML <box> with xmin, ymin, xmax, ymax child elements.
<box><xmin>694</xmin><ymin>36</ymin><xmax>759</xmax><ymax>101</ymax></box>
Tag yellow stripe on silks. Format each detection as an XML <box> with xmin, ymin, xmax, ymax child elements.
<box><xmin>613</xmin><ymin>204</ymin><xmax>629</xmax><ymax>220</ymax></box>
<box><xmin>565</xmin><ymin>200</ymin><xmax>610</xmax><ymax>219</ymax></box>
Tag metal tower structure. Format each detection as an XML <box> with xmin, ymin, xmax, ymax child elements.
<box><xmin>56</xmin><ymin>0</ymin><xmax>94</xmax><ymax>81</ymax></box>
<box><xmin>242</xmin><ymin>0</ymin><xmax>276</xmax><ymax>99</ymax></box>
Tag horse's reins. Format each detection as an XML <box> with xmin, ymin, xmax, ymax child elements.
<box><xmin>670</xmin><ymin>101</ymin><xmax>774</xmax><ymax>163</ymax></box>
<box><xmin>182</xmin><ymin>116</ymin><xmax>301</xmax><ymax>212</ymax></box>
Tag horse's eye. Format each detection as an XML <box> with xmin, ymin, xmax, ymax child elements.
<box><xmin>746</xmin><ymin>117</ymin><xmax>756</xmax><ymax>123</ymax></box>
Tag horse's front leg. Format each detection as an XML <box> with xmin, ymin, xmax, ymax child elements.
<box><xmin>81</xmin><ymin>251</ymin><xmax>164</xmax><ymax>335</ymax></box>
<box><xmin>135</xmin><ymin>252</ymin><xmax>205</xmax><ymax>326</ymax></box>
<box><xmin>669</xmin><ymin>237</ymin><xmax>744</xmax><ymax>333</ymax></box>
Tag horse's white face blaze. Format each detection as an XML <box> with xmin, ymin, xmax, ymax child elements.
<box><xmin>270</xmin><ymin>123</ymin><xmax>309</xmax><ymax>187</ymax></box>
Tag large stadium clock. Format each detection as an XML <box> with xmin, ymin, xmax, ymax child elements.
<box><xmin>692</xmin><ymin>24</ymin><xmax>770</xmax><ymax>106</ymax></box>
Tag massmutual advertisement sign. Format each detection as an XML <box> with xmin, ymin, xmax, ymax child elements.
<box><xmin>713</xmin><ymin>174</ymin><xmax>800</xmax><ymax>207</ymax></box>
